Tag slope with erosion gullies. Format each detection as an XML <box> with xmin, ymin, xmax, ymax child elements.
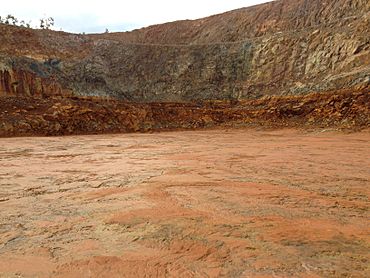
<box><xmin>94</xmin><ymin>0</ymin><xmax>370</xmax><ymax>44</ymax></box>
<box><xmin>0</xmin><ymin>0</ymin><xmax>369</xmax><ymax>101</ymax></box>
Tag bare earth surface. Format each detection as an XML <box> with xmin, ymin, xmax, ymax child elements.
<box><xmin>0</xmin><ymin>128</ymin><xmax>369</xmax><ymax>277</ymax></box>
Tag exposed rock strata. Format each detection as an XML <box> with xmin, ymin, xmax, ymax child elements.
<box><xmin>0</xmin><ymin>0</ymin><xmax>369</xmax><ymax>136</ymax></box>
<box><xmin>0</xmin><ymin>0</ymin><xmax>369</xmax><ymax>102</ymax></box>
<box><xmin>1</xmin><ymin>89</ymin><xmax>368</xmax><ymax>137</ymax></box>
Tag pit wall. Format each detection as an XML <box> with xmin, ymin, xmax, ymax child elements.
<box><xmin>1</xmin><ymin>25</ymin><xmax>368</xmax><ymax>103</ymax></box>
<box><xmin>1</xmin><ymin>89</ymin><xmax>368</xmax><ymax>137</ymax></box>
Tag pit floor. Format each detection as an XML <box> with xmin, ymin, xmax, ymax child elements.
<box><xmin>0</xmin><ymin>128</ymin><xmax>369</xmax><ymax>277</ymax></box>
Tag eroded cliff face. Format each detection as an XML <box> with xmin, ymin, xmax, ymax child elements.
<box><xmin>0</xmin><ymin>0</ymin><xmax>369</xmax><ymax>102</ymax></box>
<box><xmin>0</xmin><ymin>0</ymin><xmax>369</xmax><ymax>136</ymax></box>
<box><xmin>0</xmin><ymin>58</ymin><xmax>71</xmax><ymax>98</ymax></box>
<box><xmin>65</xmin><ymin>29</ymin><xmax>369</xmax><ymax>102</ymax></box>
<box><xmin>1</xmin><ymin>89</ymin><xmax>368</xmax><ymax>137</ymax></box>
<box><xmin>93</xmin><ymin>0</ymin><xmax>370</xmax><ymax>44</ymax></box>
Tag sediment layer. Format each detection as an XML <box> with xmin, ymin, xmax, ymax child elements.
<box><xmin>1</xmin><ymin>89</ymin><xmax>368</xmax><ymax>137</ymax></box>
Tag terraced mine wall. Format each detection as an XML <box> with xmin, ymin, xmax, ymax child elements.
<box><xmin>1</xmin><ymin>29</ymin><xmax>369</xmax><ymax>102</ymax></box>
<box><xmin>0</xmin><ymin>0</ymin><xmax>369</xmax><ymax>102</ymax></box>
<box><xmin>0</xmin><ymin>0</ymin><xmax>369</xmax><ymax>136</ymax></box>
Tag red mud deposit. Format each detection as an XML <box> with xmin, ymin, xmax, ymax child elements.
<box><xmin>0</xmin><ymin>129</ymin><xmax>369</xmax><ymax>277</ymax></box>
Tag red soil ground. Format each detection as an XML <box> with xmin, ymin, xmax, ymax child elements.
<box><xmin>0</xmin><ymin>128</ymin><xmax>369</xmax><ymax>277</ymax></box>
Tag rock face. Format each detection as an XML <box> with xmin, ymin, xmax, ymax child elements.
<box><xmin>0</xmin><ymin>0</ymin><xmax>369</xmax><ymax>136</ymax></box>
<box><xmin>0</xmin><ymin>0</ymin><xmax>369</xmax><ymax>102</ymax></box>
<box><xmin>1</xmin><ymin>90</ymin><xmax>368</xmax><ymax>137</ymax></box>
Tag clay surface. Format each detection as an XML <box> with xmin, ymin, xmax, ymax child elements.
<box><xmin>0</xmin><ymin>129</ymin><xmax>369</xmax><ymax>277</ymax></box>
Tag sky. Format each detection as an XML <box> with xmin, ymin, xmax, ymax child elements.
<box><xmin>1</xmin><ymin>0</ymin><xmax>272</xmax><ymax>34</ymax></box>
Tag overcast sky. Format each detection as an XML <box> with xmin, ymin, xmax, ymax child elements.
<box><xmin>2</xmin><ymin>0</ymin><xmax>272</xmax><ymax>34</ymax></box>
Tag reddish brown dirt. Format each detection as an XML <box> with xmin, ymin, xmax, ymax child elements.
<box><xmin>0</xmin><ymin>129</ymin><xmax>369</xmax><ymax>277</ymax></box>
<box><xmin>1</xmin><ymin>89</ymin><xmax>369</xmax><ymax>137</ymax></box>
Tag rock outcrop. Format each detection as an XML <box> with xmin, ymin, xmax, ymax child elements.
<box><xmin>0</xmin><ymin>0</ymin><xmax>369</xmax><ymax>136</ymax></box>
<box><xmin>0</xmin><ymin>0</ymin><xmax>369</xmax><ymax>102</ymax></box>
<box><xmin>1</xmin><ymin>89</ymin><xmax>368</xmax><ymax>137</ymax></box>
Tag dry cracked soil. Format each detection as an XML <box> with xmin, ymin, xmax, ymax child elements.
<box><xmin>0</xmin><ymin>128</ymin><xmax>369</xmax><ymax>277</ymax></box>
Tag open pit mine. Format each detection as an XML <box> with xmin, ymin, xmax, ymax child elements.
<box><xmin>0</xmin><ymin>0</ymin><xmax>369</xmax><ymax>277</ymax></box>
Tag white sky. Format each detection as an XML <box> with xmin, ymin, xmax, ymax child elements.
<box><xmin>1</xmin><ymin>0</ymin><xmax>272</xmax><ymax>33</ymax></box>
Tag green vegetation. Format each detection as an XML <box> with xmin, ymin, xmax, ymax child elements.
<box><xmin>0</xmin><ymin>14</ymin><xmax>54</xmax><ymax>30</ymax></box>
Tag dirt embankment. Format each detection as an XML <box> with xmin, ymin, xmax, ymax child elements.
<box><xmin>0</xmin><ymin>89</ymin><xmax>369</xmax><ymax>137</ymax></box>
